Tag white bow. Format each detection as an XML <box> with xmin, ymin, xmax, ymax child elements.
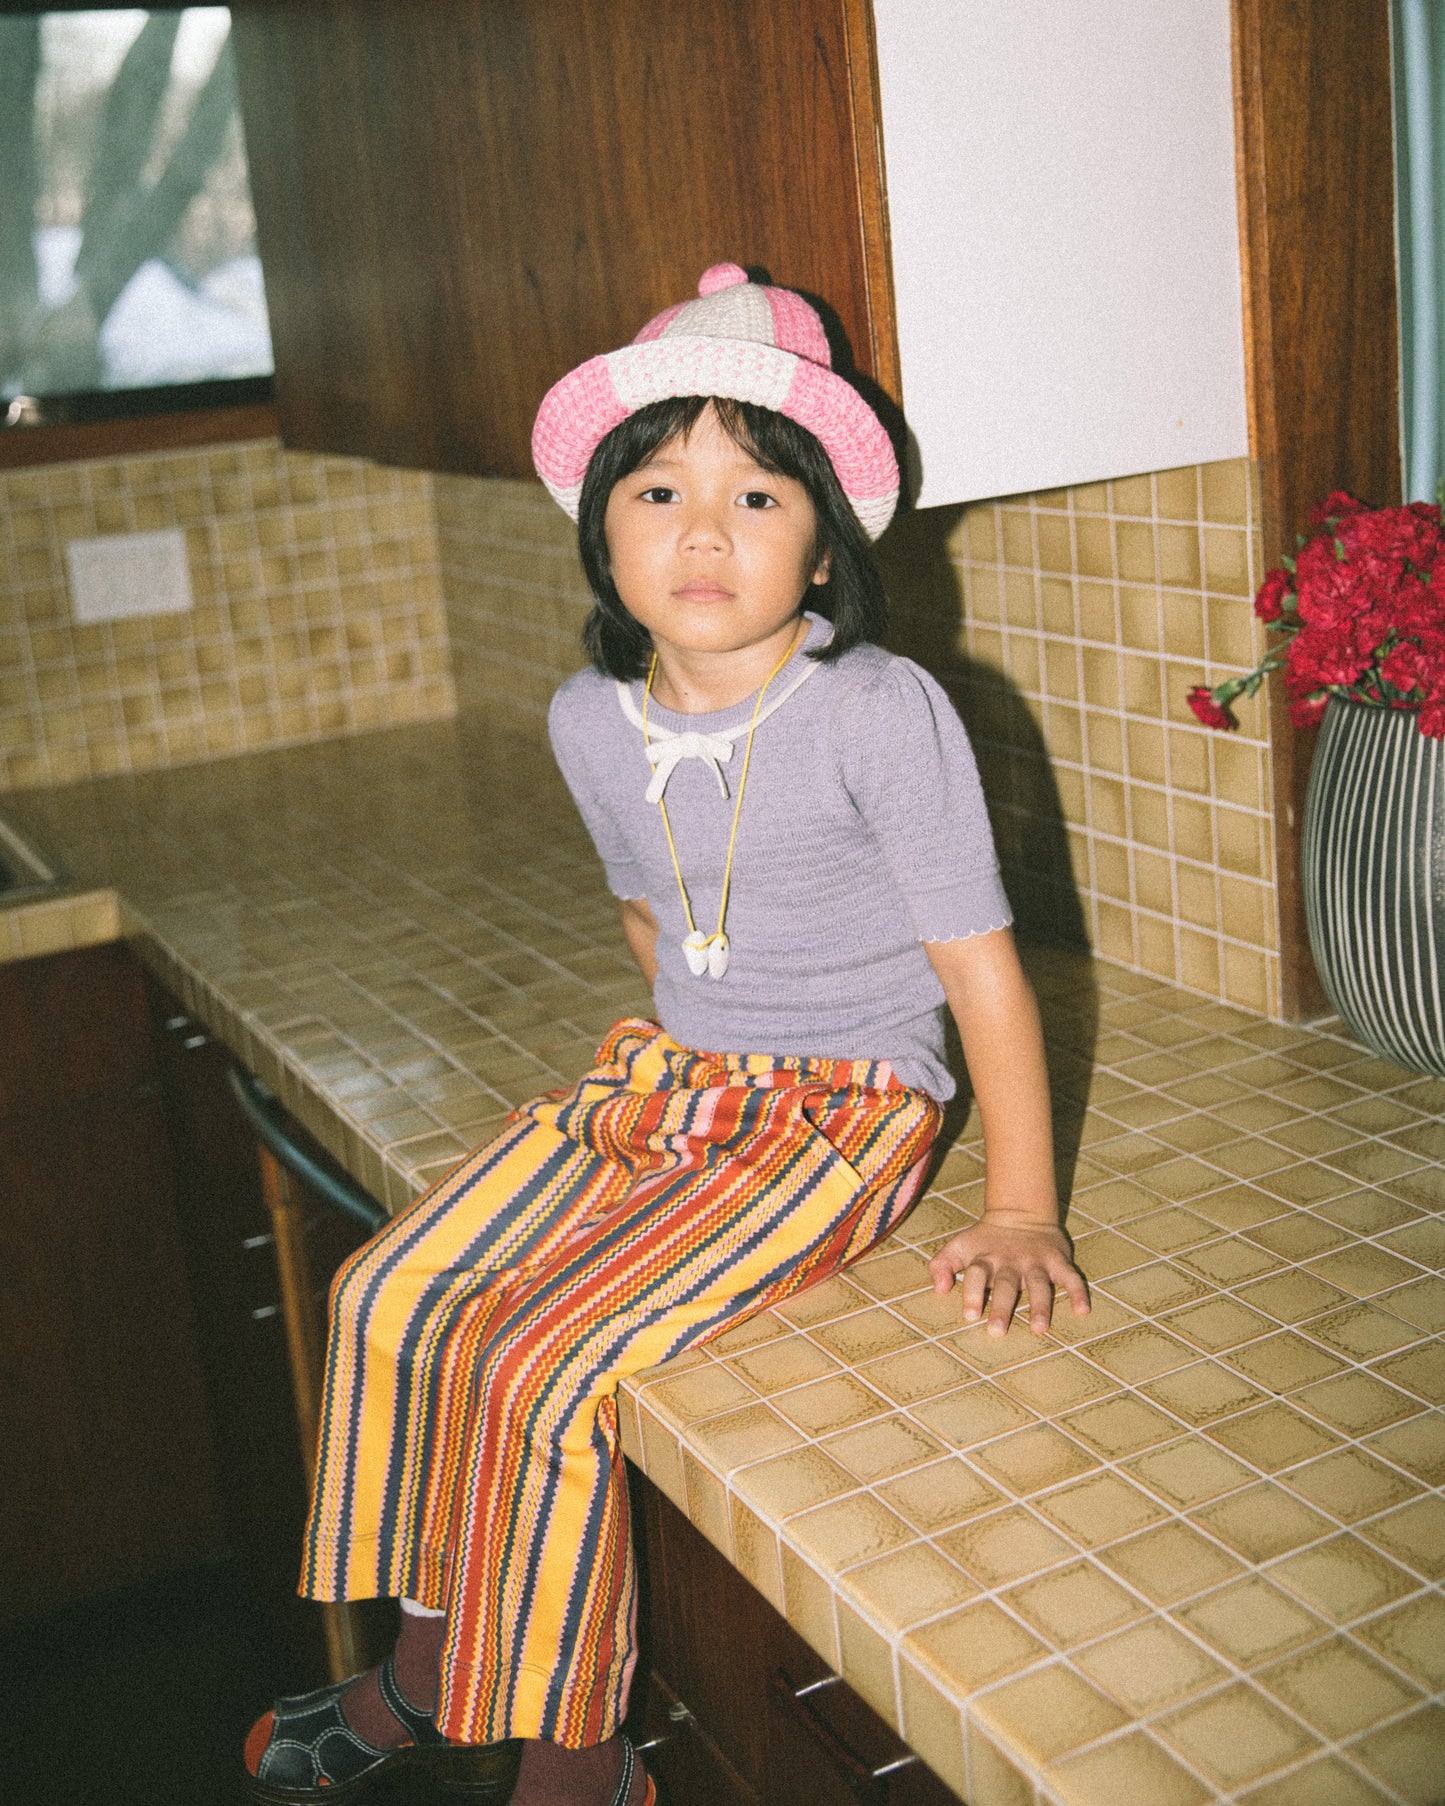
<box><xmin>643</xmin><ymin>730</ymin><xmax>737</xmax><ymax>804</ymax></box>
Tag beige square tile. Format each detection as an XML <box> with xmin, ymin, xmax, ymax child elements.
<box><xmin>1125</xmin><ymin>1438</ymin><xmax>1256</xmax><ymax>1511</ymax></box>
<box><xmin>1163</xmin><ymin>1296</ymin><xmax>1275</xmax><ymax>1351</ymax></box>
<box><xmin>1226</xmin><ymin>1331</ymin><xmax>1350</xmax><ymax>1394</ymax></box>
<box><xmin>1364</xmin><ymin>1411</ymin><xmax>1445</xmax><ymax>1486</ymax></box>
<box><xmin>810</xmin><ymin>1306</ymin><xmax>919</xmax><ymax>1366</ymax></box>
<box><xmin>1296</xmin><ymin>1370</ymin><xmax>1421</xmax><ymax>1437</ymax></box>
<box><xmin>1034</xmin><ymin>1470</ymin><xmax>1166</xmax><ymax>1548</ymax></box>
<box><xmin>1258</xmin><ymin>1640</ymin><xmax>1421</xmax><ymax>1741</ymax></box>
<box><xmin>938</xmin><ymin>1506</ymin><xmax>1076</xmax><ymax>1588</ymax></box>
<box><xmin>1157</xmin><ymin>1682</ymin><xmax>1317</xmax><ymax>1790</ymax></box>
<box><xmin>858</xmin><ymin>1342</ymin><xmax>972</xmax><ymax>1404</ymax></box>
<box><xmin>1356</xmin><ymin>1494</ymin><xmax>1445</xmax><ymax>1581</ymax></box>
<box><xmin>685</xmin><ymin>1402</ymin><xmax>805</xmax><ymax>1474</ymax></box>
<box><xmin>1141</xmin><ymin>1359</ymin><xmax>1266</xmax><ymax>1425</ymax></box>
<box><xmin>643</xmin><ymin>1363</ymin><xmax>755</xmax><ymax>1427</ymax></box>
<box><xmin>911</xmin><ymin>1380</ymin><xmax>1035</xmax><ymax>1448</ymax></box>
<box><xmin>963</xmin><ymin>1722</ymin><xmax>1036</xmax><ymax>1806</ymax></box>
<box><xmin>1075</xmin><ymin>1616</ymin><xmax>1228</xmax><ymax>1713</ymax></box>
<box><xmin>1235</xmin><ymin>1755</ymin><xmax>1395</xmax><ymax>1806</ymax></box>
<box><xmin>1374</xmin><ymin>1339</ymin><xmax>1445</xmax><ymax>1406</ymax></box>
<box><xmin>1206</xmin><ymin>1401</ymin><xmax>1342</xmax><ymax>1474</ymax></box>
<box><xmin>789</xmin><ymin>1490</ymin><xmax>915</xmax><ymax>1572</ymax></box>
<box><xmin>1085</xmin><ymin>1324</ymin><xmax>1198</xmax><ymax>1383</ymax></box>
<box><xmin>1178</xmin><ymin>1575</ymin><xmax>1327</xmax><ymax>1666</ymax></box>
<box><xmin>821</xmin><ymin>1413</ymin><xmax>943</xmax><ymax>1484</ymax></box>
<box><xmin>876</xmin><ymin>1454</ymin><xmax>1007</xmax><ymax>1533</ymax></box>
<box><xmin>1192</xmin><ymin>1483</ymin><xmax>1333</xmax><ymax>1562</ymax></box>
<box><xmin>1100</xmin><ymin>1520</ymin><xmax>1243</xmax><ymax>1605</ymax></box>
<box><xmin>1281</xmin><ymin>1445</ymin><xmax>1422</xmax><ymax>1525</ymax></box>
<box><xmin>729</xmin><ymin>1497</ymin><xmax>783</xmax><ymax>1610</ymax></box>
<box><xmin>1380</xmin><ymin>1273</ymin><xmax>1445</xmax><ymax>1333</ymax></box>
<box><xmin>1354</xmin><ymin>1593</ymin><xmax>1445</xmax><ymax>1690</ymax></box>
<box><xmin>733</xmin><ymin>1445</ymin><xmax>856</xmax><ymax>1521</ymax></box>
<box><xmin>728</xmin><ymin>1335</ymin><xmax>839</xmax><ymax>1394</ymax></box>
<box><xmin>1063</xmin><ymin>1392</ymin><xmax>1181</xmax><ymax>1459</ymax></box>
<box><xmin>1239</xmin><ymin>1269</ymin><xmax>1352</xmax><ymax>1324</ymax></box>
<box><xmin>780</xmin><ymin>1542</ymin><xmax>839</xmax><ymax>1665</ymax></box>
<box><xmin>836</xmin><ymin>1598</ymin><xmax>899</xmax><ymax>1727</ymax></box>
<box><xmin>1306</xmin><ymin>1245</ymin><xmax>1422</xmax><ymax>1298</ymax></box>
<box><xmin>1045</xmin><ymin>1730</ymin><xmax>1212</xmax><ymax>1806</ymax></box>
<box><xmin>1305</xmin><ymin>1302</ymin><xmax>1421</xmax><ymax>1362</ymax></box>
<box><xmin>1349</xmin><ymin>1706</ymin><xmax>1445</xmax><ymax>1804</ymax></box>
<box><xmin>970</xmin><ymin>1423</ymin><xmax>1099</xmax><ymax>1493</ymax></box>
<box><xmin>898</xmin><ymin>1661</ymin><xmax>968</xmax><ymax>1802</ymax></box>
<box><xmin>1004</xmin><ymin>1558</ymin><xmax>1147</xmax><ymax>1646</ymax></box>
<box><xmin>996</xmin><ymin>1350</ymin><xmax>1118</xmax><ymax>1415</ymax></box>
<box><xmin>769</xmin><ymin>1372</ymin><xmax>890</xmax><ymax>1437</ymax></box>
<box><xmin>1270</xmin><ymin>1533</ymin><xmax>1420</xmax><ymax>1624</ymax></box>
<box><xmin>842</xmin><ymin>1542</ymin><xmax>978</xmax><ymax>1636</ymax></box>
<box><xmin>975</xmin><ymin>1663</ymin><xmax>1128</xmax><ymax>1765</ymax></box>
<box><xmin>904</xmin><ymin>1597</ymin><xmax>1048</xmax><ymax>1695</ymax></box>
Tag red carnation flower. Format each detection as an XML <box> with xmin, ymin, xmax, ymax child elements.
<box><xmin>1187</xmin><ymin>686</ymin><xmax>1236</xmax><ymax>731</ymax></box>
<box><xmin>1309</xmin><ymin>490</ymin><xmax>1364</xmax><ymax>528</ymax></box>
<box><xmin>1289</xmin><ymin>693</ymin><xmax>1329</xmax><ymax>729</ymax></box>
<box><xmin>1254</xmin><ymin>568</ymin><xmax>1291</xmax><ymax>623</ymax></box>
<box><xmin>1419</xmin><ymin>695</ymin><xmax>1445</xmax><ymax>739</ymax></box>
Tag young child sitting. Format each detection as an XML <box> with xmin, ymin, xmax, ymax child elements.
<box><xmin>244</xmin><ymin>263</ymin><xmax>1088</xmax><ymax>1806</ymax></box>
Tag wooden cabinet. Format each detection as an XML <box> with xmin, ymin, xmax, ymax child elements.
<box><xmin>0</xmin><ymin>944</ymin><xmax>225</xmax><ymax>1626</ymax></box>
<box><xmin>631</xmin><ymin>1474</ymin><xmax>960</xmax><ymax>1806</ymax></box>
<box><xmin>229</xmin><ymin>0</ymin><xmax>893</xmax><ymax>478</ymax></box>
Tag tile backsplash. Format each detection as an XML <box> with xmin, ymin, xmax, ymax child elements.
<box><xmin>2</xmin><ymin>435</ymin><xmax>1280</xmax><ymax>1016</ymax></box>
<box><xmin>0</xmin><ymin>438</ymin><xmax>454</xmax><ymax>792</ymax></box>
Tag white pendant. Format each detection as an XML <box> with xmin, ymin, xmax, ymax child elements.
<box><xmin>682</xmin><ymin>930</ymin><xmax>729</xmax><ymax>979</ymax></box>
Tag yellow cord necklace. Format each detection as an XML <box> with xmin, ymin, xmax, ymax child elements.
<box><xmin>642</xmin><ymin>623</ymin><xmax>803</xmax><ymax>980</ymax></box>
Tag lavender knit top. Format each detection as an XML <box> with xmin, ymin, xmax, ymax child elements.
<box><xmin>547</xmin><ymin>614</ymin><xmax>1012</xmax><ymax>1099</ymax></box>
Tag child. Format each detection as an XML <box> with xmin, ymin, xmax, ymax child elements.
<box><xmin>244</xmin><ymin>265</ymin><xmax>1088</xmax><ymax>1806</ymax></box>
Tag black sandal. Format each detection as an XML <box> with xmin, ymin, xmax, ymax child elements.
<box><xmin>243</xmin><ymin>1653</ymin><xmax>516</xmax><ymax>1803</ymax></box>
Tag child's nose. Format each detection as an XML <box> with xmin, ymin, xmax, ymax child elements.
<box><xmin>679</xmin><ymin>499</ymin><xmax>729</xmax><ymax>552</ymax></box>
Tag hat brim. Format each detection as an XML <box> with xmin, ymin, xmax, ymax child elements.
<box><xmin>531</xmin><ymin>337</ymin><xmax>898</xmax><ymax>540</ymax></box>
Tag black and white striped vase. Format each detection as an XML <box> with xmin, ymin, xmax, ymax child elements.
<box><xmin>1302</xmin><ymin>697</ymin><xmax>1445</xmax><ymax>1076</ymax></box>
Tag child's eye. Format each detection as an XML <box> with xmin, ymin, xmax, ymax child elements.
<box><xmin>640</xmin><ymin>485</ymin><xmax>677</xmax><ymax>504</ymax></box>
<box><xmin>740</xmin><ymin>491</ymin><xmax>778</xmax><ymax>510</ymax></box>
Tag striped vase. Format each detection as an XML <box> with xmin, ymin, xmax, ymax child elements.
<box><xmin>1302</xmin><ymin>697</ymin><xmax>1445</xmax><ymax>1076</ymax></box>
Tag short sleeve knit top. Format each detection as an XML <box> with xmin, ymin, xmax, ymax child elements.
<box><xmin>547</xmin><ymin>614</ymin><xmax>1011</xmax><ymax>1099</ymax></box>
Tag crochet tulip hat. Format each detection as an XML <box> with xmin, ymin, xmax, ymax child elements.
<box><xmin>531</xmin><ymin>263</ymin><xmax>899</xmax><ymax>540</ymax></box>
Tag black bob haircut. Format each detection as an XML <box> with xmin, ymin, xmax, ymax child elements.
<box><xmin>576</xmin><ymin>395</ymin><xmax>888</xmax><ymax>681</ymax></box>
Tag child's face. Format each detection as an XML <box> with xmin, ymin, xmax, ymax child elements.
<box><xmin>603</xmin><ymin>403</ymin><xmax>829</xmax><ymax>667</ymax></box>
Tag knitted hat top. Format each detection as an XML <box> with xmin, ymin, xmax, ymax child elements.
<box><xmin>531</xmin><ymin>263</ymin><xmax>899</xmax><ymax>540</ymax></box>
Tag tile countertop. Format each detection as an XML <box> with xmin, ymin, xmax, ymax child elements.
<box><xmin>2</xmin><ymin>717</ymin><xmax>1441</xmax><ymax>1806</ymax></box>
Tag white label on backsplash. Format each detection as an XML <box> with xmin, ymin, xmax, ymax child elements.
<box><xmin>66</xmin><ymin>528</ymin><xmax>194</xmax><ymax>624</ymax></box>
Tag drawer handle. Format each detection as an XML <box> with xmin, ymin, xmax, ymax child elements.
<box><xmin>768</xmin><ymin>1668</ymin><xmax>918</xmax><ymax>1805</ymax></box>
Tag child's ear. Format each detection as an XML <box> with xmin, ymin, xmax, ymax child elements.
<box><xmin>811</xmin><ymin>546</ymin><xmax>832</xmax><ymax>586</ymax></box>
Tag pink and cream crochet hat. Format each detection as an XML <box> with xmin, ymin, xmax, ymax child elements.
<box><xmin>531</xmin><ymin>263</ymin><xmax>899</xmax><ymax>540</ymax></box>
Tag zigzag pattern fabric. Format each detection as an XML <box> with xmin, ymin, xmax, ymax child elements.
<box><xmin>300</xmin><ymin>1017</ymin><xmax>940</xmax><ymax>1748</ymax></box>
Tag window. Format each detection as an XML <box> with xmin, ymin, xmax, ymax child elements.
<box><xmin>0</xmin><ymin>7</ymin><xmax>273</xmax><ymax>435</ymax></box>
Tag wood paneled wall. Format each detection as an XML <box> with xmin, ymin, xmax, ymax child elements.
<box><xmin>1233</xmin><ymin>0</ymin><xmax>1403</xmax><ymax>1018</ymax></box>
<box><xmin>231</xmin><ymin>0</ymin><xmax>894</xmax><ymax>479</ymax></box>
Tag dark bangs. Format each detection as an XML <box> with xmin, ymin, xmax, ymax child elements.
<box><xmin>576</xmin><ymin>395</ymin><xmax>888</xmax><ymax>681</ymax></box>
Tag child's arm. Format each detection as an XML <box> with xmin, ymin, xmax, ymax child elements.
<box><xmin>620</xmin><ymin>896</ymin><xmax>660</xmax><ymax>984</ymax></box>
<box><xmin>924</xmin><ymin>928</ymin><xmax>1090</xmax><ymax>1337</ymax></box>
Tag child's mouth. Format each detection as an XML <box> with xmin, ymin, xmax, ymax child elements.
<box><xmin>673</xmin><ymin>582</ymin><xmax>734</xmax><ymax>601</ymax></box>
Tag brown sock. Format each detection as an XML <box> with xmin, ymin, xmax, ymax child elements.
<box><xmin>339</xmin><ymin>1607</ymin><xmax>447</xmax><ymax>1748</ymax></box>
<box><xmin>510</xmin><ymin>1735</ymin><xmax>647</xmax><ymax>1806</ymax></box>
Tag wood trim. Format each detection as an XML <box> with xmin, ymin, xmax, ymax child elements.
<box><xmin>0</xmin><ymin>402</ymin><xmax>279</xmax><ymax>470</ymax></box>
<box><xmin>1232</xmin><ymin>0</ymin><xmax>1402</xmax><ymax>1020</ymax></box>
<box><xmin>840</xmin><ymin>0</ymin><xmax>901</xmax><ymax>403</ymax></box>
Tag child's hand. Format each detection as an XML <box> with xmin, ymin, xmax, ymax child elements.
<box><xmin>929</xmin><ymin>1213</ymin><xmax>1090</xmax><ymax>1338</ymax></box>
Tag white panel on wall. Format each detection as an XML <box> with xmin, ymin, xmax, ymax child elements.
<box><xmin>873</xmin><ymin>0</ymin><xmax>1249</xmax><ymax>508</ymax></box>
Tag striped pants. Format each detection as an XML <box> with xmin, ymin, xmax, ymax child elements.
<box><xmin>301</xmin><ymin>1018</ymin><xmax>940</xmax><ymax>1748</ymax></box>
